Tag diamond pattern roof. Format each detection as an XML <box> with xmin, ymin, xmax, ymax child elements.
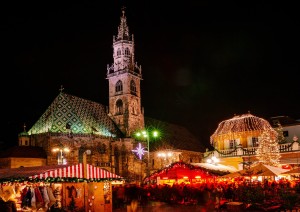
<box><xmin>28</xmin><ymin>92</ymin><xmax>123</xmax><ymax>138</ymax></box>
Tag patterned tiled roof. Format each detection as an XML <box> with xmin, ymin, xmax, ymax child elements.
<box><xmin>145</xmin><ymin>117</ymin><xmax>204</xmax><ymax>152</ymax></box>
<box><xmin>28</xmin><ymin>92</ymin><xmax>123</xmax><ymax>138</ymax></box>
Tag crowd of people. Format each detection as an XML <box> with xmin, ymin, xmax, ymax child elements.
<box><xmin>113</xmin><ymin>179</ymin><xmax>300</xmax><ymax>211</ymax></box>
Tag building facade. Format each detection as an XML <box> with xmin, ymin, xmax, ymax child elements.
<box><xmin>206</xmin><ymin>112</ymin><xmax>300</xmax><ymax>170</ymax></box>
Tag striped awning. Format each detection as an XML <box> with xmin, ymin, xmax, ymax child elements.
<box><xmin>0</xmin><ymin>163</ymin><xmax>122</xmax><ymax>181</ymax></box>
<box><xmin>86</xmin><ymin>164</ymin><xmax>121</xmax><ymax>179</ymax></box>
<box><xmin>30</xmin><ymin>164</ymin><xmax>84</xmax><ymax>179</ymax></box>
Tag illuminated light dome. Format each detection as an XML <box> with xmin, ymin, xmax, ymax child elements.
<box><xmin>210</xmin><ymin>113</ymin><xmax>277</xmax><ymax>145</ymax></box>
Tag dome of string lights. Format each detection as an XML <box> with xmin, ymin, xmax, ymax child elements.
<box><xmin>210</xmin><ymin>112</ymin><xmax>277</xmax><ymax>145</ymax></box>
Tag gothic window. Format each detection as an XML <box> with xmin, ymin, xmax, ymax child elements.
<box><xmin>130</xmin><ymin>80</ymin><xmax>136</xmax><ymax>95</ymax></box>
<box><xmin>117</xmin><ymin>48</ymin><xmax>121</xmax><ymax>56</ymax></box>
<box><xmin>116</xmin><ymin>99</ymin><xmax>123</xmax><ymax>115</ymax></box>
<box><xmin>124</xmin><ymin>47</ymin><xmax>130</xmax><ymax>56</ymax></box>
<box><xmin>115</xmin><ymin>80</ymin><xmax>123</xmax><ymax>93</ymax></box>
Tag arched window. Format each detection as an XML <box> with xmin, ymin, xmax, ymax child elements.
<box><xmin>116</xmin><ymin>99</ymin><xmax>123</xmax><ymax>115</ymax></box>
<box><xmin>124</xmin><ymin>47</ymin><xmax>130</xmax><ymax>56</ymax></box>
<box><xmin>130</xmin><ymin>80</ymin><xmax>136</xmax><ymax>95</ymax></box>
<box><xmin>115</xmin><ymin>80</ymin><xmax>123</xmax><ymax>93</ymax></box>
<box><xmin>117</xmin><ymin>48</ymin><xmax>121</xmax><ymax>56</ymax></box>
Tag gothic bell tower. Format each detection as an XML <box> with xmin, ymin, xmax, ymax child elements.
<box><xmin>107</xmin><ymin>8</ymin><xmax>144</xmax><ymax>137</ymax></box>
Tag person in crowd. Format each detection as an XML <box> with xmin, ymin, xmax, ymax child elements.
<box><xmin>125</xmin><ymin>184</ymin><xmax>139</xmax><ymax>212</ymax></box>
<box><xmin>116</xmin><ymin>185</ymin><xmax>125</xmax><ymax>209</ymax></box>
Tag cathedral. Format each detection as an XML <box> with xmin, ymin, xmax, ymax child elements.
<box><xmin>2</xmin><ymin>9</ymin><xmax>203</xmax><ymax>182</ymax></box>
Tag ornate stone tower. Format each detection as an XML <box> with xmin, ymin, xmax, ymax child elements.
<box><xmin>107</xmin><ymin>9</ymin><xmax>144</xmax><ymax>137</ymax></box>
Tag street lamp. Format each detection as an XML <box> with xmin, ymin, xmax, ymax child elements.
<box><xmin>157</xmin><ymin>150</ymin><xmax>174</xmax><ymax>168</ymax></box>
<box><xmin>135</xmin><ymin>130</ymin><xmax>159</xmax><ymax>177</ymax></box>
<box><xmin>52</xmin><ymin>147</ymin><xmax>70</xmax><ymax>165</ymax></box>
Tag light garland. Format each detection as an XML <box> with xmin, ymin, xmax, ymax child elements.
<box><xmin>256</xmin><ymin>130</ymin><xmax>281</xmax><ymax>166</ymax></box>
<box><xmin>210</xmin><ymin>113</ymin><xmax>277</xmax><ymax>145</ymax></box>
<box><xmin>0</xmin><ymin>177</ymin><xmax>122</xmax><ymax>184</ymax></box>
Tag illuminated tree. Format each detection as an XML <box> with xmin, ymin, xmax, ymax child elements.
<box><xmin>256</xmin><ymin>129</ymin><xmax>281</xmax><ymax>166</ymax></box>
<box><xmin>274</xmin><ymin>123</ymin><xmax>285</xmax><ymax>143</ymax></box>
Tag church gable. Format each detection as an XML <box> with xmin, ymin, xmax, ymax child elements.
<box><xmin>28</xmin><ymin>92</ymin><xmax>123</xmax><ymax>138</ymax></box>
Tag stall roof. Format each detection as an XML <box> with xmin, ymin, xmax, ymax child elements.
<box><xmin>145</xmin><ymin>161</ymin><xmax>228</xmax><ymax>183</ymax></box>
<box><xmin>0</xmin><ymin>163</ymin><xmax>123</xmax><ymax>182</ymax></box>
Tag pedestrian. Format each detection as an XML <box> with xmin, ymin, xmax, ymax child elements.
<box><xmin>116</xmin><ymin>185</ymin><xmax>125</xmax><ymax>208</ymax></box>
<box><xmin>125</xmin><ymin>185</ymin><xmax>139</xmax><ymax>212</ymax></box>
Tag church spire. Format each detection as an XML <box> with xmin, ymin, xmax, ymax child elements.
<box><xmin>117</xmin><ymin>7</ymin><xmax>130</xmax><ymax>40</ymax></box>
<box><xmin>107</xmin><ymin>7</ymin><xmax>144</xmax><ymax>137</ymax></box>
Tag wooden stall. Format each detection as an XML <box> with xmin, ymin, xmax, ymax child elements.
<box><xmin>0</xmin><ymin>163</ymin><xmax>123</xmax><ymax>212</ymax></box>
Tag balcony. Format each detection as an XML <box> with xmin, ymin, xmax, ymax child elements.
<box><xmin>206</xmin><ymin>141</ymin><xmax>300</xmax><ymax>158</ymax></box>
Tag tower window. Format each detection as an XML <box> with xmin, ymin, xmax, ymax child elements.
<box><xmin>115</xmin><ymin>80</ymin><xmax>123</xmax><ymax>93</ymax></box>
<box><xmin>117</xmin><ymin>48</ymin><xmax>121</xmax><ymax>56</ymax></box>
<box><xmin>125</xmin><ymin>47</ymin><xmax>130</xmax><ymax>56</ymax></box>
<box><xmin>130</xmin><ymin>80</ymin><xmax>136</xmax><ymax>95</ymax></box>
<box><xmin>116</xmin><ymin>99</ymin><xmax>123</xmax><ymax>115</ymax></box>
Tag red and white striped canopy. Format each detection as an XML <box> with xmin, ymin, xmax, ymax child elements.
<box><xmin>30</xmin><ymin>164</ymin><xmax>122</xmax><ymax>180</ymax></box>
<box><xmin>0</xmin><ymin>164</ymin><xmax>122</xmax><ymax>180</ymax></box>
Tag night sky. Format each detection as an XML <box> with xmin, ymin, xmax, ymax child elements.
<box><xmin>1</xmin><ymin>1</ymin><xmax>299</xmax><ymax>149</ymax></box>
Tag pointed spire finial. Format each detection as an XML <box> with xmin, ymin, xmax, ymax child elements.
<box><xmin>59</xmin><ymin>85</ymin><xmax>64</xmax><ymax>93</ymax></box>
<box><xmin>117</xmin><ymin>7</ymin><xmax>129</xmax><ymax>40</ymax></box>
<box><xmin>121</xmin><ymin>6</ymin><xmax>126</xmax><ymax>17</ymax></box>
<box><xmin>23</xmin><ymin>123</ymin><xmax>26</xmax><ymax>132</ymax></box>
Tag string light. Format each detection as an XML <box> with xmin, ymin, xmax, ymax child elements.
<box><xmin>210</xmin><ymin>113</ymin><xmax>277</xmax><ymax>146</ymax></box>
<box><xmin>256</xmin><ymin>130</ymin><xmax>281</xmax><ymax>166</ymax></box>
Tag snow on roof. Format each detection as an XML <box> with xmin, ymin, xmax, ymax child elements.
<box><xmin>191</xmin><ymin>163</ymin><xmax>238</xmax><ymax>173</ymax></box>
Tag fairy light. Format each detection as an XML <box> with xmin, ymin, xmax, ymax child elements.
<box><xmin>210</xmin><ymin>113</ymin><xmax>277</xmax><ymax>147</ymax></box>
<box><xmin>256</xmin><ymin>130</ymin><xmax>281</xmax><ymax>166</ymax></box>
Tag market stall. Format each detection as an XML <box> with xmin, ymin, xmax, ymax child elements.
<box><xmin>0</xmin><ymin>163</ymin><xmax>123</xmax><ymax>212</ymax></box>
<box><xmin>144</xmin><ymin>161</ymin><xmax>222</xmax><ymax>185</ymax></box>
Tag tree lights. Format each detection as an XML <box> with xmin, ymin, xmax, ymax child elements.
<box><xmin>256</xmin><ymin>130</ymin><xmax>281</xmax><ymax>166</ymax></box>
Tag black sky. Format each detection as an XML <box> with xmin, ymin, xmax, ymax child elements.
<box><xmin>1</xmin><ymin>1</ymin><xmax>299</xmax><ymax>149</ymax></box>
